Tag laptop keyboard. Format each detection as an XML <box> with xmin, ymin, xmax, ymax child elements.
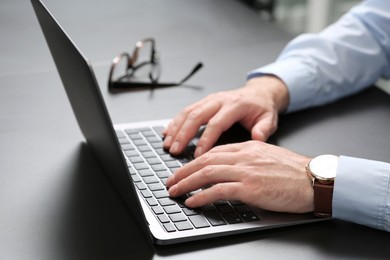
<box><xmin>116</xmin><ymin>126</ymin><xmax>260</xmax><ymax>233</ymax></box>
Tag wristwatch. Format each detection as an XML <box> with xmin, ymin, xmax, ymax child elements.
<box><xmin>306</xmin><ymin>154</ymin><xmax>339</xmax><ymax>217</ymax></box>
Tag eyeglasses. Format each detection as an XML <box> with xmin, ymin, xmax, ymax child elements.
<box><xmin>108</xmin><ymin>38</ymin><xmax>203</xmax><ymax>91</ymax></box>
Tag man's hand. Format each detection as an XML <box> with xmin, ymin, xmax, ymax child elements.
<box><xmin>162</xmin><ymin>75</ymin><xmax>289</xmax><ymax>157</ymax></box>
<box><xmin>166</xmin><ymin>141</ymin><xmax>314</xmax><ymax>214</ymax></box>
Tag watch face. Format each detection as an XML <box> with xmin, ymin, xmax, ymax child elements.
<box><xmin>308</xmin><ymin>154</ymin><xmax>339</xmax><ymax>182</ymax></box>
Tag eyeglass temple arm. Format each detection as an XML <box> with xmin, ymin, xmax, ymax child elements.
<box><xmin>177</xmin><ymin>62</ymin><xmax>203</xmax><ymax>85</ymax></box>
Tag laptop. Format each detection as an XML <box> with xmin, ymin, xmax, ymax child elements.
<box><xmin>31</xmin><ymin>0</ymin><xmax>321</xmax><ymax>245</ymax></box>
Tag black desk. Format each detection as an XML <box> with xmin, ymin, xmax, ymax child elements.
<box><xmin>1</xmin><ymin>0</ymin><xmax>389</xmax><ymax>259</ymax></box>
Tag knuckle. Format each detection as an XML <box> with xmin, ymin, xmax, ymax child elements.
<box><xmin>213</xmin><ymin>184</ymin><xmax>228</xmax><ymax>198</ymax></box>
<box><xmin>207</xmin><ymin>118</ymin><xmax>219</xmax><ymax>127</ymax></box>
<box><xmin>187</xmin><ymin>109</ymin><xmax>203</xmax><ymax>121</ymax></box>
<box><xmin>197</xmin><ymin>153</ymin><xmax>212</xmax><ymax>166</ymax></box>
<box><xmin>200</xmin><ymin>165</ymin><xmax>214</xmax><ymax>179</ymax></box>
<box><xmin>175</xmin><ymin>131</ymin><xmax>188</xmax><ymax>141</ymax></box>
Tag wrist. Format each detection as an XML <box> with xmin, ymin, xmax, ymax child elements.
<box><xmin>245</xmin><ymin>75</ymin><xmax>289</xmax><ymax>113</ymax></box>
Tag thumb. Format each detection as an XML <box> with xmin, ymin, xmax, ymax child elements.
<box><xmin>250</xmin><ymin>115</ymin><xmax>277</xmax><ymax>142</ymax></box>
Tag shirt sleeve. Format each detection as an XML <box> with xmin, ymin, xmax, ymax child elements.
<box><xmin>333</xmin><ymin>156</ymin><xmax>390</xmax><ymax>231</ymax></box>
<box><xmin>248</xmin><ymin>0</ymin><xmax>390</xmax><ymax>113</ymax></box>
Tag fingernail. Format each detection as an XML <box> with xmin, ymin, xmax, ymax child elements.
<box><xmin>163</xmin><ymin>135</ymin><xmax>172</xmax><ymax>147</ymax></box>
<box><xmin>185</xmin><ymin>196</ymin><xmax>195</xmax><ymax>207</ymax></box>
<box><xmin>169</xmin><ymin>184</ymin><xmax>178</xmax><ymax>196</ymax></box>
<box><xmin>170</xmin><ymin>141</ymin><xmax>180</xmax><ymax>154</ymax></box>
<box><xmin>166</xmin><ymin>174</ymin><xmax>174</xmax><ymax>187</ymax></box>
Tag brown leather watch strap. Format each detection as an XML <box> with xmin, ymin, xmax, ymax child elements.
<box><xmin>313</xmin><ymin>181</ymin><xmax>333</xmax><ymax>217</ymax></box>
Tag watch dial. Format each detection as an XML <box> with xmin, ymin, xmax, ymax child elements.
<box><xmin>310</xmin><ymin>154</ymin><xmax>339</xmax><ymax>180</ymax></box>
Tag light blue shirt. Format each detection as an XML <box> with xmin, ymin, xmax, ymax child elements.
<box><xmin>249</xmin><ymin>0</ymin><xmax>390</xmax><ymax>231</ymax></box>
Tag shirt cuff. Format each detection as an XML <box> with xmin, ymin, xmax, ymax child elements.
<box><xmin>333</xmin><ymin>156</ymin><xmax>390</xmax><ymax>231</ymax></box>
<box><xmin>247</xmin><ymin>58</ymin><xmax>321</xmax><ymax>113</ymax></box>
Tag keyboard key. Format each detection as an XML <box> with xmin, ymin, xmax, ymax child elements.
<box><xmin>146</xmin><ymin>136</ymin><xmax>161</xmax><ymax>143</ymax></box>
<box><xmin>240</xmin><ymin>212</ymin><xmax>260</xmax><ymax>222</ymax></box>
<box><xmin>156</xmin><ymin>170</ymin><xmax>171</xmax><ymax>179</ymax></box>
<box><xmin>175</xmin><ymin>221</ymin><xmax>193</xmax><ymax>231</ymax></box>
<box><xmin>138</xmin><ymin>169</ymin><xmax>154</xmax><ymax>177</ymax></box>
<box><xmin>157</xmin><ymin>214</ymin><xmax>170</xmax><ymax>223</ymax></box>
<box><xmin>155</xmin><ymin>148</ymin><xmax>166</xmax><ymax>155</ymax></box>
<box><xmin>146</xmin><ymin>198</ymin><xmax>158</xmax><ymax>206</ymax></box>
<box><xmin>125</xmin><ymin>128</ymin><xmax>146</xmax><ymax>135</ymax></box>
<box><xmin>122</xmin><ymin>144</ymin><xmax>135</xmax><ymax>151</ymax></box>
<box><xmin>234</xmin><ymin>205</ymin><xmax>252</xmax><ymax>214</ymax></box>
<box><xmin>128</xmin><ymin>133</ymin><xmax>142</xmax><ymax>140</ymax></box>
<box><xmin>152</xmin><ymin>205</ymin><xmax>164</xmax><ymax>215</ymax></box>
<box><xmin>115</xmin><ymin>130</ymin><xmax>125</xmax><ymax>138</ymax></box>
<box><xmin>133</xmin><ymin>139</ymin><xmax>147</xmax><ymax>146</ymax></box>
<box><xmin>143</xmin><ymin>176</ymin><xmax>159</xmax><ymax>184</ymax></box>
<box><xmin>153</xmin><ymin>190</ymin><xmax>169</xmax><ymax>199</ymax></box>
<box><xmin>118</xmin><ymin>137</ymin><xmax>130</xmax><ymax>144</ymax></box>
<box><xmin>146</xmin><ymin>158</ymin><xmax>161</xmax><ymax>165</ymax></box>
<box><xmin>160</xmin><ymin>154</ymin><xmax>176</xmax><ymax>162</ymax></box>
<box><xmin>152</xmin><ymin>126</ymin><xmax>165</xmax><ymax>138</ymax></box>
<box><xmin>163</xmin><ymin>205</ymin><xmax>182</xmax><ymax>214</ymax></box>
<box><xmin>163</xmin><ymin>223</ymin><xmax>177</xmax><ymax>232</ymax></box>
<box><xmin>141</xmin><ymin>130</ymin><xmax>155</xmax><ymax>137</ymax></box>
<box><xmin>166</xmin><ymin>161</ymin><xmax>181</xmax><ymax>168</ymax></box>
<box><xmin>160</xmin><ymin>178</ymin><xmax>168</xmax><ymax>186</ymax></box>
<box><xmin>151</xmin><ymin>142</ymin><xmax>163</xmax><ymax>149</ymax></box>
<box><xmin>128</xmin><ymin>167</ymin><xmax>136</xmax><ymax>175</ymax></box>
<box><xmin>125</xmin><ymin>150</ymin><xmax>138</xmax><ymax>157</ymax></box>
<box><xmin>222</xmin><ymin>213</ymin><xmax>243</xmax><ymax>224</ymax></box>
<box><xmin>189</xmin><ymin>215</ymin><xmax>210</xmax><ymax>228</ymax></box>
<box><xmin>216</xmin><ymin>204</ymin><xmax>235</xmax><ymax>214</ymax></box>
<box><xmin>158</xmin><ymin>198</ymin><xmax>176</xmax><ymax>206</ymax></box>
<box><xmin>169</xmin><ymin>213</ymin><xmax>187</xmax><ymax>222</ymax></box>
<box><xmin>135</xmin><ymin>182</ymin><xmax>147</xmax><ymax>190</ymax></box>
<box><xmin>140</xmin><ymin>190</ymin><xmax>152</xmax><ymax>198</ymax></box>
<box><xmin>142</xmin><ymin>151</ymin><xmax>156</xmax><ymax>158</ymax></box>
<box><xmin>204</xmin><ymin>211</ymin><xmax>226</xmax><ymax>226</ymax></box>
<box><xmin>200</xmin><ymin>204</ymin><xmax>216</xmax><ymax>212</ymax></box>
<box><xmin>183</xmin><ymin>208</ymin><xmax>200</xmax><ymax>216</ymax></box>
<box><xmin>134</xmin><ymin>163</ymin><xmax>149</xmax><ymax>170</ymax></box>
<box><xmin>138</xmin><ymin>145</ymin><xmax>152</xmax><ymax>152</ymax></box>
<box><xmin>151</xmin><ymin>164</ymin><xmax>167</xmax><ymax>172</ymax></box>
<box><xmin>131</xmin><ymin>175</ymin><xmax>141</xmax><ymax>182</ymax></box>
<box><xmin>148</xmin><ymin>183</ymin><xmax>165</xmax><ymax>191</ymax></box>
<box><xmin>129</xmin><ymin>156</ymin><xmax>144</xmax><ymax>163</ymax></box>
<box><xmin>173</xmin><ymin>196</ymin><xmax>187</xmax><ymax>208</ymax></box>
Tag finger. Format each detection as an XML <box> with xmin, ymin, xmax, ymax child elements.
<box><xmin>164</xmin><ymin>101</ymin><xmax>222</xmax><ymax>155</ymax></box>
<box><xmin>250</xmin><ymin>112</ymin><xmax>278</xmax><ymax>141</ymax></box>
<box><xmin>163</xmin><ymin>98</ymin><xmax>207</xmax><ymax>141</ymax></box>
<box><xmin>207</xmin><ymin>142</ymin><xmax>245</xmax><ymax>154</ymax></box>
<box><xmin>166</xmin><ymin>151</ymin><xmax>237</xmax><ymax>188</ymax></box>
<box><xmin>184</xmin><ymin>183</ymin><xmax>243</xmax><ymax>208</ymax></box>
<box><xmin>168</xmin><ymin>164</ymin><xmax>244</xmax><ymax>198</ymax></box>
<box><xmin>193</xmin><ymin>103</ymin><xmax>251</xmax><ymax>157</ymax></box>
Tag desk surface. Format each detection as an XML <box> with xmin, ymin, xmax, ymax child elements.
<box><xmin>1</xmin><ymin>0</ymin><xmax>390</xmax><ymax>259</ymax></box>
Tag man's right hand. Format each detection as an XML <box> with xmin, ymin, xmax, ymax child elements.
<box><xmin>162</xmin><ymin>75</ymin><xmax>290</xmax><ymax>157</ymax></box>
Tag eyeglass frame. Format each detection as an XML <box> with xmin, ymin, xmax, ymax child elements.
<box><xmin>108</xmin><ymin>37</ymin><xmax>202</xmax><ymax>91</ymax></box>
